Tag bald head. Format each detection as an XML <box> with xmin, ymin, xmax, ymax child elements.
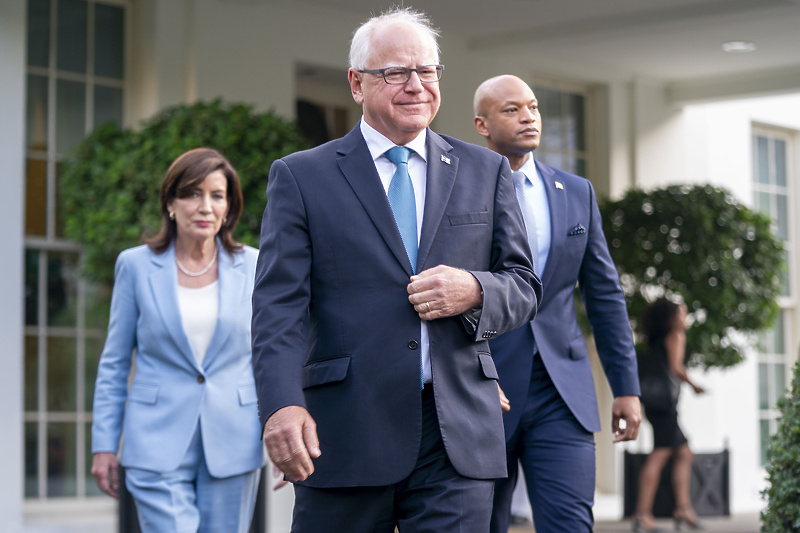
<box><xmin>473</xmin><ymin>75</ymin><xmax>541</xmax><ymax>171</ymax></box>
<box><xmin>473</xmin><ymin>75</ymin><xmax>529</xmax><ymax>116</ymax></box>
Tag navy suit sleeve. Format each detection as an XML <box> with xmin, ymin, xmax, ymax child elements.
<box><xmin>577</xmin><ymin>182</ymin><xmax>640</xmax><ymax>397</ymax></box>
<box><xmin>251</xmin><ymin>159</ymin><xmax>311</xmax><ymax>429</ymax></box>
<box><xmin>470</xmin><ymin>156</ymin><xmax>542</xmax><ymax>341</ymax></box>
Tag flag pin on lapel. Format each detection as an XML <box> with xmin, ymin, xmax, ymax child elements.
<box><xmin>441</xmin><ymin>155</ymin><xmax>451</xmax><ymax>164</ymax></box>
<box><xmin>555</xmin><ymin>181</ymin><xmax>564</xmax><ymax>189</ymax></box>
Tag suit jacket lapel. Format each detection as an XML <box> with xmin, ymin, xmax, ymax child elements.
<box><xmin>417</xmin><ymin>131</ymin><xmax>456</xmax><ymax>272</ymax></box>
<box><xmin>537</xmin><ymin>161</ymin><xmax>567</xmax><ymax>287</ymax></box>
<box><xmin>202</xmin><ymin>245</ymin><xmax>244</xmax><ymax>369</ymax></box>
<box><xmin>337</xmin><ymin>127</ymin><xmax>416</xmax><ymax>275</ymax></box>
<box><xmin>148</xmin><ymin>245</ymin><xmax>199</xmax><ymax>370</ymax></box>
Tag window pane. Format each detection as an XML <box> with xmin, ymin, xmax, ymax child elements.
<box><xmin>57</xmin><ymin>0</ymin><xmax>87</xmax><ymax>74</ymax></box>
<box><xmin>776</xmin><ymin>194</ymin><xmax>788</xmax><ymax>241</ymax></box>
<box><xmin>760</xmin><ymin>419</ymin><xmax>771</xmax><ymax>466</ymax></box>
<box><xmin>56</xmin><ymin>79</ymin><xmax>86</xmax><ymax>154</ymax></box>
<box><xmin>772</xmin><ymin>310</ymin><xmax>785</xmax><ymax>353</ymax></box>
<box><xmin>758</xmin><ymin>363</ymin><xmax>769</xmax><ymax>409</ymax></box>
<box><xmin>566</xmin><ymin>92</ymin><xmax>586</xmax><ymax>152</ymax></box>
<box><xmin>84</xmin><ymin>337</ymin><xmax>102</xmax><ymax>412</ymax></box>
<box><xmin>47</xmin><ymin>336</ymin><xmax>76</xmax><ymax>412</ymax></box>
<box><xmin>780</xmin><ymin>250</ymin><xmax>791</xmax><ymax>297</ymax></box>
<box><xmin>25</xmin><ymin>336</ymin><xmax>39</xmax><ymax>412</ymax></box>
<box><xmin>94</xmin><ymin>4</ymin><xmax>125</xmax><ymax>79</ymax></box>
<box><xmin>55</xmin><ymin>161</ymin><xmax>67</xmax><ymax>238</ymax></box>
<box><xmin>26</xmin><ymin>74</ymin><xmax>49</xmax><ymax>151</ymax></box>
<box><xmin>25</xmin><ymin>249</ymin><xmax>40</xmax><ymax>326</ymax></box>
<box><xmin>94</xmin><ymin>85</ymin><xmax>124</xmax><ymax>128</ymax></box>
<box><xmin>773</xmin><ymin>363</ymin><xmax>787</xmax><ymax>405</ymax></box>
<box><xmin>774</xmin><ymin>139</ymin><xmax>786</xmax><ymax>187</ymax></box>
<box><xmin>755</xmin><ymin>135</ymin><xmax>769</xmax><ymax>184</ymax></box>
<box><xmin>47</xmin><ymin>252</ymin><xmax>80</xmax><ymax>327</ymax></box>
<box><xmin>28</xmin><ymin>0</ymin><xmax>51</xmax><ymax>68</ymax></box>
<box><xmin>25</xmin><ymin>422</ymin><xmax>39</xmax><ymax>498</ymax></box>
<box><xmin>25</xmin><ymin>158</ymin><xmax>48</xmax><ymax>237</ymax></box>
<box><xmin>756</xmin><ymin>191</ymin><xmax>771</xmax><ymax>217</ymax></box>
<box><xmin>576</xmin><ymin>157</ymin><xmax>587</xmax><ymax>179</ymax></box>
<box><xmin>47</xmin><ymin>422</ymin><xmax>77</xmax><ymax>497</ymax></box>
<box><xmin>85</xmin><ymin>281</ymin><xmax>112</xmax><ymax>330</ymax></box>
<box><xmin>538</xmin><ymin>88</ymin><xmax>563</xmax><ymax>151</ymax></box>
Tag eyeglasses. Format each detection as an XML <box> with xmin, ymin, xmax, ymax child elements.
<box><xmin>357</xmin><ymin>65</ymin><xmax>444</xmax><ymax>85</ymax></box>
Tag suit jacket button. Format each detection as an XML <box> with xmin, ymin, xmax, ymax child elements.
<box><xmin>408</xmin><ymin>340</ymin><xmax>418</xmax><ymax>350</ymax></box>
<box><xmin>197</xmin><ymin>376</ymin><xmax>205</xmax><ymax>384</ymax></box>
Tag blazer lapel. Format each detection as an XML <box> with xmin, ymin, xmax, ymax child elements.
<box><xmin>148</xmin><ymin>245</ymin><xmax>199</xmax><ymax>369</ymax></box>
<box><xmin>202</xmin><ymin>245</ymin><xmax>244</xmax><ymax>369</ymax></box>
<box><xmin>337</xmin><ymin>127</ymin><xmax>416</xmax><ymax>275</ymax></box>
<box><xmin>417</xmin><ymin>131</ymin><xmax>456</xmax><ymax>272</ymax></box>
<box><xmin>536</xmin><ymin>161</ymin><xmax>567</xmax><ymax>287</ymax></box>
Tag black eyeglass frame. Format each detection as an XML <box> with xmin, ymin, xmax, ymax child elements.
<box><xmin>357</xmin><ymin>64</ymin><xmax>445</xmax><ymax>85</ymax></box>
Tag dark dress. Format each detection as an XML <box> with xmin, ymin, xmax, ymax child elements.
<box><xmin>638</xmin><ymin>344</ymin><xmax>687</xmax><ymax>449</ymax></box>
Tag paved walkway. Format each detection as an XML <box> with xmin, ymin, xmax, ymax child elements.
<box><xmin>509</xmin><ymin>513</ymin><xmax>760</xmax><ymax>533</ymax></box>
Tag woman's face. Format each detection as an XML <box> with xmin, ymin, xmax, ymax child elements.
<box><xmin>167</xmin><ymin>170</ymin><xmax>228</xmax><ymax>244</ymax></box>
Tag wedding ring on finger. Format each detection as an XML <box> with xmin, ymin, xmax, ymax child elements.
<box><xmin>426</xmin><ymin>302</ymin><xmax>431</xmax><ymax>313</ymax></box>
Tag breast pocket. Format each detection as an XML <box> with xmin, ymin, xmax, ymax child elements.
<box><xmin>448</xmin><ymin>211</ymin><xmax>489</xmax><ymax>226</ymax></box>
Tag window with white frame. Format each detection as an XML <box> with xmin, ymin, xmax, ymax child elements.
<box><xmin>24</xmin><ymin>0</ymin><xmax>126</xmax><ymax>499</ymax></box>
<box><xmin>531</xmin><ymin>83</ymin><xmax>589</xmax><ymax>178</ymax></box>
<box><xmin>752</xmin><ymin>127</ymin><xmax>793</xmax><ymax>466</ymax></box>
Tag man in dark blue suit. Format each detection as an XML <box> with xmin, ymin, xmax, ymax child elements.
<box><xmin>474</xmin><ymin>75</ymin><xmax>642</xmax><ymax>533</ymax></box>
<box><xmin>251</xmin><ymin>12</ymin><xmax>541</xmax><ymax>533</ymax></box>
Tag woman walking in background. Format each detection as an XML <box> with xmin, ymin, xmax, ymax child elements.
<box><xmin>90</xmin><ymin>148</ymin><xmax>264</xmax><ymax>532</ymax></box>
<box><xmin>634</xmin><ymin>299</ymin><xmax>706</xmax><ymax>532</ymax></box>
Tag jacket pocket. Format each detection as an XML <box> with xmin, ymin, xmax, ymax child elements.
<box><xmin>128</xmin><ymin>382</ymin><xmax>158</xmax><ymax>404</ymax></box>
<box><xmin>302</xmin><ymin>355</ymin><xmax>351</xmax><ymax>389</ymax></box>
<box><xmin>568</xmin><ymin>334</ymin><xmax>588</xmax><ymax>360</ymax></box>
<box><xmin>237</xmin><ymin>384</ymin><xmax>258</xmax><ymax>406</ymax></box>
<box><xmin>478</xmin><ymin>352</ymin><xmax>499</xmax><ymax>380</ymax></box>
<box><xmin>448</xmin><ymin>211</ymin><xmax>489</xmax><ymax>226</ymax></box>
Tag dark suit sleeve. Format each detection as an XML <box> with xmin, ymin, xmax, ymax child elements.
<box><xmin>578</xmin><ymin>182</ymin><xmax>640</xmax><ymax>397</ymax></box>
<box><xmin>251</xmin><ymin>159</ymin><xmax>311</xmax><ymax>429</ymax></box>
<box><xmin>469</xmin><ymin>157</ymin><xmax>542</xmax><ymax>341</ymax></box>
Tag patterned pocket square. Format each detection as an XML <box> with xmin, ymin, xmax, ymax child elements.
<box><xmin>568</xmin><ymin>224</ymin><xmax>586</xmax><ymax>236</ymax></box>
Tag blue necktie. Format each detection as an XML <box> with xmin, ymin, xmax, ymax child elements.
<box><xmin>513</xmin><ymin>171</ymin><xmax>540</xmax><ymax>275</ymax></box>
<box><xmin>386</xmin><ymin>146</ymin><xmax>418</xmax><ymax>273</ymax></box>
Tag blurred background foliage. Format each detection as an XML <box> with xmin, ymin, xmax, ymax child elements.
<box><xmin>60</xmin><ymin>99</ymin><xmax>308</xmax><ymax>286</ymax></box>
<box><xmin>762</xmin><ymin>357</ymin><xmax>800</xmax><ymax>532</ymax></box>
<box><xmin>599</xmin><ymin>184</ymin><xmax>784</xmax><ymax>370</ymax></box>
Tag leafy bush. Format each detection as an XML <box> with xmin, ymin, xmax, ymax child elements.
<box><xmin>762</xmin><ymin>357</ymin><xmax>800</xmax><ymax>532</ymax></box>
<box><xmin>61</xmin><ymin>99</ymin><xmax>307</xmax><ymax>285</ymax></box>
<box><xmin>600</xmin><ymin>184</ymin><xmax>784</xmax><ymax>369</ymax></box>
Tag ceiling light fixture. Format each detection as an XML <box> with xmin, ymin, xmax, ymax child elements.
<box><xmin>722</xmin><ymin>40</ymin><xmax>757</xmax><ymax>53</ymax></box>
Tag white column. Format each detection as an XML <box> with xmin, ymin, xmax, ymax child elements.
<box><xmin>0</xmin><ymin>0</ymin><xmax>27</xmax><ymax>530</ymax></box>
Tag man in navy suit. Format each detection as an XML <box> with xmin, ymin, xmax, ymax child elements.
<box><xmin>474</xmin><ymin>74</ymin><xmax>642</xmax><ymax>533</ymax></box>
<box><xmin>251</xmin><ymin>12</ymin><xmax>541</xmax><ymax>532</ymax></box>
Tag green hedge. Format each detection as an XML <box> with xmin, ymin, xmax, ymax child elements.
<box><xmin>61</xmin><ymin>99</ymin><xmax>307</xmax><ymax>285</ymax></box>
<box><xmin>600</xmin><ymin>184</ymin><xmax>784</xmax><ymax>369</ymax></box>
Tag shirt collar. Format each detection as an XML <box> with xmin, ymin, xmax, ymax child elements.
<box><xmin>360</xmin><ymin>117</ymin><xmax>428</xmax><ymax>163</ymax></box>
<box><xmin>518</xmin><ymin>152</ymin><xmax>540</xmax><ymax>186</ymax></box>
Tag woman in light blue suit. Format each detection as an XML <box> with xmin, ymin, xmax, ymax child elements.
<box><xmin>91</xmin><ymin>148</ymin><xmax>265</xmax><ymax>533</ymax></box>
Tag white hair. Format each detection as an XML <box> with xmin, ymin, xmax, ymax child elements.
<box><xmin>348</xmin><ymin>7</ymin><xmax>440</xmax><ymax>70</ymax></box>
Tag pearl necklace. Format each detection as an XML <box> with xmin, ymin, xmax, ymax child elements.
<box><xmin>175</xmin><ymin>249</ymin><xmax>218</xmax><ymax>277</ymax></box>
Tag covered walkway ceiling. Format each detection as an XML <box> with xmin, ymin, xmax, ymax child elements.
<box><xmin>278</xmin><ymin>0</ymin><xmax>800</xmax><ymax>102</ymax></box>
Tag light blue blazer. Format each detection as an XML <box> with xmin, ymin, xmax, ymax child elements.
<box><xmin>92</xmin><ymin>241</ymin><xmax>265</xmax><ymax>477</ymax></box>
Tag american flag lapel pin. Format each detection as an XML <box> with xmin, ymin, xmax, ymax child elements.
<box><xmin>441</xmin><ymin>154</ymin><xmax>451</xmax><ymax>165</ymax></box>
<box><xmin>555</xmin><ymin>181</ymin><xmax>564</xmax><ymax>190</ymax></box>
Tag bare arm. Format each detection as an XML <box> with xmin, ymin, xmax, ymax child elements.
<box><xmin>664</xmin><ymin>330</ymin><xmax>704</xmax><ymax>394</ymax></box>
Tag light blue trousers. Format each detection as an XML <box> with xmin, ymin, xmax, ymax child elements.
<box><xmin>125</xmin><ymin>428</ymin><xmax>261</xmax><ymax>533</ymax></box>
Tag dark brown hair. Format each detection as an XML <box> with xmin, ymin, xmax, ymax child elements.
<box><xmin>145</xmin><ymin>148</ymin><xmax>244</xmax><ymax>255</ymax></box>
<box><xmin>641</xmin><ymin>298</ymin><xmax>682</xmax><ymax>348</ymax></box>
